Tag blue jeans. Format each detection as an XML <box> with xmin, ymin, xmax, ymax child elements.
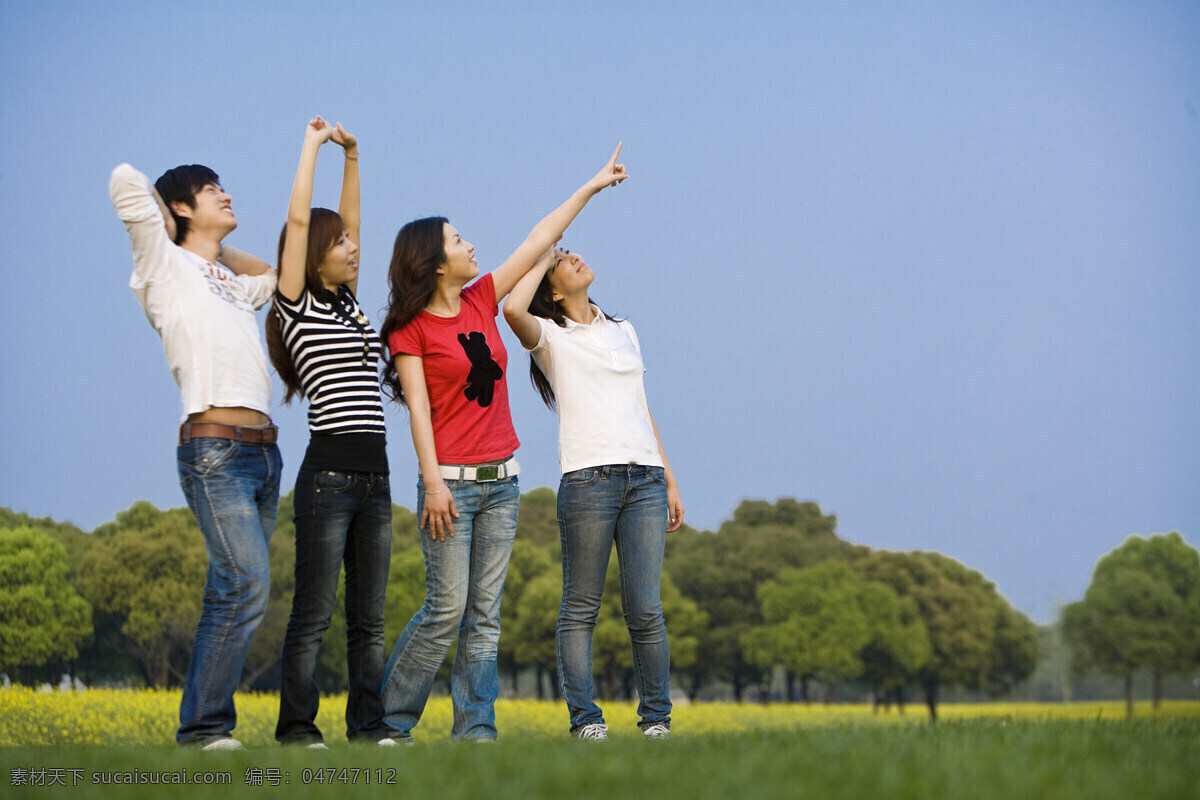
<box><xmin>381</xmin><ymin>475</ymin><xmax>519</xmax><ymax>741</ymax></box>
<box><xmin>277</xmin><ymin>469</ymin><xmax>392</xmax><ymax>744</ymax></box>
<box><xmin>556</xmin><ymin>464</ymin><xmax>672</xmax><ymax>733</ymax></box>
<box><xmin>176</xmin><ymin>437</ymin><xmax>282</xmax><ymax>745</ymax></box>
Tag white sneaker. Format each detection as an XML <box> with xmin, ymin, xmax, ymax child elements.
<box><xmin>573</xmin><ymin>723</ymin><xmax>609</xmax><ymax>741</ymax></box>
<box><xmin>201</xmin><ymin>738</ymin><xmax>244</xmax><ymax>751</ymax></box>
<box><xmin>642</xmin><ymin>723</ymin><xmax>671</xmax><ymax>739</ymax></box>
<box><xmin>379</xmin><ymin>736</ymin><xmax>414</xmax><ymax>746</ymax></box>
<box><xmin>306</xmin><ymin>742</ymin><xmax>329</xmax><ymax>750</ymax></box>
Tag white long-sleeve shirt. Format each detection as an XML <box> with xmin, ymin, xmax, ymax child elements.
<box><xmin>110</xmin><ymin>163</ymin><xmax>276</xmax><ymax>421</ymax></box>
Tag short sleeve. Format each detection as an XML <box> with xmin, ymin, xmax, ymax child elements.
<box><xmin>389</xmin><ymin>320</ymin><xmax>424</xmax><ymax>358</ymax></box>
<box><xmin>528</xmin><ymin>317</ymin><xmax>551</xmax><ymax>353</ymax></box>
<box><xmin>273</xmin><ymin>286</ymin><xmax>308</xmax><ymax>321</ymax></box>
<box><xmin>240</xmin><ymin>269</ymin><xmax>279</xmax><ymax>310</ymax></box>
<box><xmin>621</xmin><ymin>320</ymin><xmax>643</xmax><ymax>356</ymax></box>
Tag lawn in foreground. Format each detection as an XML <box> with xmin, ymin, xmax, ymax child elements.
<box><xmin>1</xmin><ymin>692</ymin><xmax>1197</xmax><ymax>799</ymax></box>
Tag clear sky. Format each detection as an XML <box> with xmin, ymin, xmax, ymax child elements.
<box><xmin>1</xmin><ymin>1</ymin><xmax>1196</xmax><ymax>623</ymax></box>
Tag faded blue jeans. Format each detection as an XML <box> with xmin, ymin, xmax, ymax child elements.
<box><xmin>176</xmin><ymin>436</ymin><xmax>282</xmax><ymax>745</ymax></box>
<box><xmin>556</xmin><ymin>464</ymin><xmax>672</xmax><ymax>734</ymax></box>
<box><xmin>381</xmin><ymin>475</ymin><xmax>518</xmax><ymax>741</ymax></box>
<box><xmin>277</xmin><ymin>469</ymin><xmax>392</xmax><ymax>745</ymax></box>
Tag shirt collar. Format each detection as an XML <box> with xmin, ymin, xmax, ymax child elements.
<box><xmin>562</xmin><ymin>304</ymin><xmax>602</xmax><ymax>331</ymax></box>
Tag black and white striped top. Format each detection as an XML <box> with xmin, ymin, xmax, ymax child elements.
<box><xmin>274</xmin><ymin>285</ymin><xmax>386</xmax><ymax>436</ymax></box>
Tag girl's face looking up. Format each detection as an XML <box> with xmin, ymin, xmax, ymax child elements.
<box><xmin>439</xmin><ymin>223</ymin><xmax>478</xmax><ymax>282</ymax></box>
<box><xmin>548</xmin><ymin>248</ymin><xmax>594</xmax><ymax>300</ymax></box>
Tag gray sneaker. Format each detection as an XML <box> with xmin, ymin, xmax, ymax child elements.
<box><xmin>642</xmin><ymin>723</ymin><xmax>671</xmax><ymax>739</ymax></box>
<box><xmin>201</xmin><ymin>737</ymin><xmax>244</xmax><ymax>751</ymax></box>
<box><xmin>306</xmin><ymin>742</ymin><xmax>329</xmax><ymax>750</ymax></box>
<box><xmin>573</xmin><ymin>724</ymin><xmax>609</xmax><ymax>741</ymax></box>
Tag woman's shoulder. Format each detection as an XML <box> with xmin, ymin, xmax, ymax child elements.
<box><xmin>463</xmin><ymin>273</ymin><xmax>498</xmax><ymax>311</ymax></box>
<box><xmin>611</xmin><ymin>316</ymin><xmax>642</xmax><ymax>353</ymax></box>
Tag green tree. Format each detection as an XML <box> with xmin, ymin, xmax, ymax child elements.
<box><xmin>0</xmin><ymin>527</ymin><xmax>93</xmax><ymax>682</ymax></box>
<box><xmin>77</xmin><ymin>503</ymin><xmax>206</xmax><ymax>687</ymax></box>
<box><xmin>509</xmin><ymin>572</ymin><xmax>562</xmax><ymax>698</ymax></box>
<box><xmin>742</xmin><ymin>561</ymin><xmax>929</xmax><ymax>703</ymax></box>
<box><xmin>1062</xmin><ymin>532</ymin><xmax>1200</xmax><ymax>719</ymax></box>
<box><xmin>855</xmin><ymin>580</ymin><xmax>932</xmax><ymax>709</ymax></box>
<box><xmin>514</xmin><ymin>487</ymin><xmax>561</xmax><ymax>550</ymax></box>
<box><xmin>856</xmin><ymin>550</ymin><xmax>1037</xmax><ymax>721</ymax></box>
<box><xmin>0</xmin><ymin>508</ymin><xmax>91</xmax><ymax>576</ymax></box>
<box><xmin>742</xmin><ymin>562</ymin><xmax>873</xmax><ymax>694</ymax></box>
<box><xmin>0</xmin><ymin>508</ymin><xmax>99</xmax><ymax>682</ymax></box>
<box><xmin>499</xmin><ymin>539</ymin><xmax>558</xmax><ymax>695</ymax></box>
<box><xmin>665</xmin><ymin>499</ymin><xmax>857</xmax><ymax>700</ymax></box>
<box><xmin>661</xmin><ymin>570</ymin><xmax>707</xmax><ymax>676</ymax></box>
<box><xmin>987</xmin><ymin>601</ymin><xmax>1040</xmax><ymax>698</ymax></box>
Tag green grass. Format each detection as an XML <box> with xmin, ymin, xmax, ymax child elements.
<box><xmin>3</xmin><ymin>719</ymin><xmax>1198</xmax><ymax>800</ymax></box>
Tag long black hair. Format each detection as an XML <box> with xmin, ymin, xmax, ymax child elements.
<box><xmin>379</xmin><ymin>217</ymin><xmax>449</xmax><ymax>406</ymax></box>
<box><xmin>525</xmin><ymin>265</ymin><xmax>620</xmax><ymax>412</ymax></box>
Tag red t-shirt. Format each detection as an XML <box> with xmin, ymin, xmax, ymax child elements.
<box><xmin>388</xmin><ymin>273</ymin><xmax>520</xmax><ymax>464</ymax></box>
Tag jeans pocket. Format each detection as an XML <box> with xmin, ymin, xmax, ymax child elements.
<box><xmin>563</xmin><ymin>468</ymin><xmax>599</xmax><ymax>487</ymax></box>
<box><xmin>314</xmin><ymin>470</ymin><xmax>354</xmax><ymax>494</ymax></box>
<box><xmin>646</xmin><ymin>467</ymin><xmax>666</xmax><ymax>484</ymax></box>
<box><xmin>178</xmin><ymin>439</ymin><xmax>236</xmax><ymax>478</ymax></box>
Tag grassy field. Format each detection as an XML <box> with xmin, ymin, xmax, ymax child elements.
<box><xmin>2</xmin><ymin>690</ymin><xmax>1197</xmax><ymax>799</ymax></box>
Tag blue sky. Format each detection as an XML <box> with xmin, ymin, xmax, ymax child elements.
<box><xmin>1</xmin><ymin>1</ymin><xmax>1196</xmax><ymax>623</ymax></box>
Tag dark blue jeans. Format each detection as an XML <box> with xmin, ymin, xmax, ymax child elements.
<box><xmin>556</xmin><ymin>464</ymin><xmax>672</xmax><ymax>733</ymax></box>
<box><xmin>176</xmin><ymin>437</ymin><xmax>282</xmax><ymax>746</ymax></box>
<box><xmin>276</xmin><ymin>469</ymin><xmax>392</xmax><ymax>744</ymax></box>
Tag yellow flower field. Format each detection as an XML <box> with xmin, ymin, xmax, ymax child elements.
<box><xmin>0</xmin><ymin>688</ymin><xmax>1197</xmax><ymax>747</ymax></box>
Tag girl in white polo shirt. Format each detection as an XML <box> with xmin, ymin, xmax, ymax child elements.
<box><xmin>503</xmin><ymin>246</ymin><xmax>685</xmax><ymax>741</ymax></box>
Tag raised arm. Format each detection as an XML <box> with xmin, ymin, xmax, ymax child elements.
<box><xmin>152</xmin><ymin>185</ymin><xmax>178</xmax><ymax>243</ymax></box>
<box><xmin>489</xmin><ymin>142</ymin><xmax>627</xmax><ymax>303</ymax></box>
<box><xmin>110</xmin><ymin>163</ymin><xmax>176</xmax><ymax>285</ymax></box>
<box><xmin>396</xmin><ymin>355</ymin><xmax>460</xmax><ymax>541</ymax></box>
<box><xmin>502</xmin><ymin>246</ymin><xmax>557</xmax><ymax>349</ymax></box>
<box><xmin>217</xmin><ymin>244</ymin><xmax>272</xmax><ymax>276</ymax></box>
<box><xmin>280</xmin><ymin>117</ymin><xmax>336</xmax><ymax>301</ymax></box>
<box><xmin>331</xmin><ymin>123</ymin><xmax>361</xmax><ymax>296</ymax></box>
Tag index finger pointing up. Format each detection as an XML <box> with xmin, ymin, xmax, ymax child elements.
<box><xmin>608</xmin><ymin>141</ymin><xmax>623</xmax><ymax>166</ymax></box>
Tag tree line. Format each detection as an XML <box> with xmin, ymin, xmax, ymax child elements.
<box><xmin>1</xmin><ymin>497</ymin><xmax>1196</xmax><ymax>721</ymax></box>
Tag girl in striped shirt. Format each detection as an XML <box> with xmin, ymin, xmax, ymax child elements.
<box><xmin>267</xmin><ymin>117</ymin><xmax>396</xmax><ymax>748</ymax></box>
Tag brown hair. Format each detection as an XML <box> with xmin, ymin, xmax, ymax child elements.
<box><xmin>265</xmin><ymin>208</ymin><xmax>346</xmax><ymax>404</ymax></box>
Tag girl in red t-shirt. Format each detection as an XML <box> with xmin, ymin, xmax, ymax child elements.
<box><xmin>378</xmin><ymin>144</ymin><xmax>627</xmax><ymax>742</ymax></box>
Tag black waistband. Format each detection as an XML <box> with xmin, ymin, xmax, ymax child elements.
<box><xmin>301</xmin><ymin>432</ymin><xmax>388</xmax><ymax>475</ymax></box>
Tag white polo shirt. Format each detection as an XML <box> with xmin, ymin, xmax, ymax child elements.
<box><xmin>529</xmin><ymin>308</ymin><xmax>663</xmax><ymax>475</ymax></box>
<box><xmin>110</xmin><ymin>164</ymin><xmax>276</xmax><ymax>422</ymax></box>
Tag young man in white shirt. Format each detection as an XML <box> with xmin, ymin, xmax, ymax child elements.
<box><xmin>110</xmin><ymin>161</ymin><xmax>281</xmax><ymax>750</ymax></box>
